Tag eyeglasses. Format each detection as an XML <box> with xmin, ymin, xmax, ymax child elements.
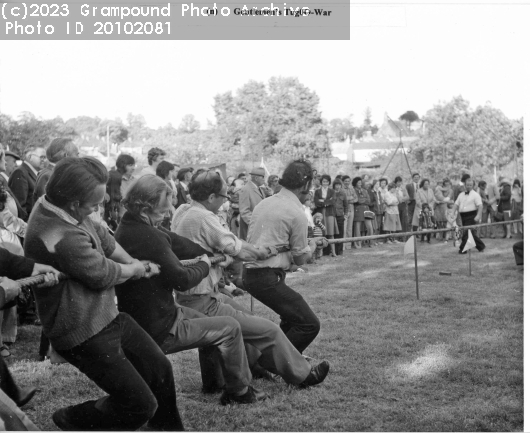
<box><xmin>216</xmin><ymin>193</ymin><xmax>229</xmax><ymax>200</ymax></box>
<box><xmin>31</xmin><ymin>154</ymin><xmax>47</xmax><ymax>160</ymax></box>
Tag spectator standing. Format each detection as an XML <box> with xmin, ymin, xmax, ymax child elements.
<box><xmin>478</xmin><ymin>181</ymin><xmax>490</xmax><ymax>238</ymax></box>
<box><xmin>115</xmin><ymin>154</ymin><xmax>137</xmax><ymax>218</ymax></box>
<box><xmin>371</xmin><ymin>180</ymin><xmax>384</xmax><ymax>244</ymax></box>
<box><xmin>34</xmin><ymin>138</ymin><xmax>79</xmax><ymax>202</ymax></box>
<box><xmin>238</xmin><ymin>167</ymin><xmax>266</xmax><ymax>242</ymax></box>
<box><xmin>0</xmin><ymin>147</ymin><xmax>26</xmax><ymax>223</ymax></box>
<box><xmin>511</xmin><ymin>179</ymin><xmax>523</xmax><ymax>234</ymax></box>
<box><xmin>267</xmin><ymin>175</ymin><xmax>282</xmax><ymax>194</ymax></box>
<box><xmin>499</xmin><ymin>180</ymin><xmax>512</xmax><ymax>238</ymax></box>
<box><xmin>382</xmin><ymin>183</ymin><xmax>402</xmax><ymax>243</ymax></box>
<box><xmin>342</xmin><ymin>175</ymin><xmax>357</xmax><ymax>249</ymax></box>
<box><xmin>332</xmin><ymin>179</ymin><xmax>348</xmax><ymax>256</ymax></box>
<box><xmin>486</xmin><ymin>180</ymin><xmax>501</xmax><ymax>238</ymax></box>
<box><xmin>313</xmin><ymin>174</ymin><xmax>338</xmax><ymax>256</ymax></box>
<box><xmin>406</xmin><ymin>173</ymin><xmax>421</xmax><ymax>228</ymax></box>
<box><xmin>454</xmin><ymin>178</ymin><xmax>485</xmax><ymax>254</ymax></box>
<box><xmin>352</xmin><ymin>177</ymin><xmax>373</xmax><ymax>248</ymax></box>
<box><xmin>395</xmin><ymin>176</ymin><xmax>410</xmax><ymax>241</ymax></box>
<box><xmin>8</xmin><ymin>146</ymin><xmax>47</xmax><ymax>219</ymax></box>
<box><xmin>139</xmin><ymin>147</ymin><xmax>166</xmax><ymax>177</ymax></box>
<box><xmin>176</xmin><ymin>167</ymin><xmax>193</xmax><ymax>209</ymax></box>
<box><xmin>412</xmin><ymin>179</ymin><xmax>435</xmax><ymax>240</ymax></box>
<box><xmin>433</xmin><ymin>178</ymin><xmax>453</xmax><ymax>241</ymax></box>
<box><xmin>446</xmin><ymin>203</ymin><xmax>457</xmax><ymax>242</ymax></box>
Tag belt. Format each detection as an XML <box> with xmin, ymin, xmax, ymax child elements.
<box><xmin>244</xmin><ymin>266</ymin><xmax>283</xmax><ymax>273</ymax></box>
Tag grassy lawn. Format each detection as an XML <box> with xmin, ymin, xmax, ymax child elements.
<box><xmin>7</xmin><ymin>234</ymin><xmax>523</xmax><ymax>431</ymax></box>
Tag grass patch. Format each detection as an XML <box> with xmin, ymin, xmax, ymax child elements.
<box><xmin>7</xmin><ymin>235</ymin><xmax>523</xmax><ymax>431</ymax></box>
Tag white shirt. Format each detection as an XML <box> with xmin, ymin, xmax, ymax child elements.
<box><xmin>455</xmin><ymin>189</ymin><xmax>482</xmax><ymax>213</ymax></box>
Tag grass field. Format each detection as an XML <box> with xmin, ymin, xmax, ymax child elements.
<box><xmin>6</xmin><ymin>233</ymin><xmax>524</xmax><ymax>431</ymax></box>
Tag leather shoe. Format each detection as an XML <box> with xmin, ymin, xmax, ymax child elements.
<box><xmin>17</xmin><ymin>387</ymin><xmax>38</xmax><ymax>407</ymax></box>
<box><xmin>298</xmin><ymin>360</ymin><xmax>330</xmax><ymax>388</ymax></box>
<box><xmin>220</xmin><ymin>386</ymin><xmax>267</xmax><ymax>405</ymax></box>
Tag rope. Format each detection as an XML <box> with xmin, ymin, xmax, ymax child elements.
<box><xmin>14</xmin><ymin>245</ymin><xmax>293</xmax><ymax>288</ymax></box>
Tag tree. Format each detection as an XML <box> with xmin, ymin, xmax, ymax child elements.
<box><xmin>178</xmin><ymin>114</ymin><xmax>200</xmax><ymax>134</ymax></box>
<box><xmin>98</xmin><ymin>120</ymin><xmax>129</xmax><ymax>145</ymax></box>
<box><xmin>213</xmin><ymin>77</ymin><xmax>326</xmax><ymax>164</ymax></box>
<box><xmin>363</xmin><ymin>107</ymin><xmax>372</xmax><ymax>127</ymax></box>
<box><xmin>327</xmin><ymin>118</ymin><xmax>354</xmax><ymax>143</ymax></box>
<box><xmin>399</xmin><ymin>110</ymin><xmax>420</xmax><ymax>131</ymax></box>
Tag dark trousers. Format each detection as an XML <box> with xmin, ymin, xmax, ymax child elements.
<box><xmin>56</xmin><ymin>313</ymin><xmax>184</xmax><ymax>431</ymax></box>
<box><xmin>398</xmin><ymin>202</ymin><xmax>409</xmax><ymax>238</ymax></box>
<box><xmin>513</xmin><ymin>241</ymin><xmax>524</xmax><ymax>265</ymax></box>
<box><xmin>459</xmin><ymin>211</ymin><xmax>486</xmax><ymax>252</ymax></box>
<box><xmin>408</xmin><ymin>200</ymin><xmax>416</xmax><ymax>227</ymax></box>
<box><xmin>335</xmin><ymin>215</ymin><xmax>345</xmax><ymax>255</ymax></box>
<box><xmin>242</xmin><ymin>267</ymin><xmax>320</xmax><ymax>354</ymax></box>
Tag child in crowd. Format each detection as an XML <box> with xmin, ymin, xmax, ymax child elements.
<box><xmin>445</xmin><ymin>202</ymin><xmax>458</xmax><ymax>244</ymax></box>
<box><xmin>418</xmin><ymin>202</ymin><xmax>436</xmax><ymax>243</ymax></box>
<box><xmin>312</xmin><ymin>213</ymin><xmax>326</xmax><ymax>261</ymax></box>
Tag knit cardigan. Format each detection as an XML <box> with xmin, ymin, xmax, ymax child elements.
<box><xmin>114</xmin><ymin>211</ymin><xmax>211</xmax><ymax>345</ymax></box>
<box><xmin>24</xmin><ymin>200</ymin><xmax>122</xmax><ymax>350</ymax></box>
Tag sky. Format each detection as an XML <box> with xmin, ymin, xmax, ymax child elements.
<box><xmin>0</xmin><ymin>3</ymin><xmax>527</xmax><ymax>130</ymax></box>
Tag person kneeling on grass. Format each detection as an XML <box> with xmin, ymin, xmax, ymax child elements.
<box><xmin>114</xmin><ymin>175</ymin><xmax>265</xmax><ymax>405</ymax></box>
<box><xmin>24</xmin><ymin>157</ymin><xmax>185</xmax><ymax>431</ymax></box>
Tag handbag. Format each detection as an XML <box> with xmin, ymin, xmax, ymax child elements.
<box><xmin>364</xmin><ymin>210</ymin><xmax>375</xmax><ymax>220</ymax></box>
<box><xmin>494</xmin><ymin>210</ymin><xmax>504</xmax><ymax>222</ymax></box>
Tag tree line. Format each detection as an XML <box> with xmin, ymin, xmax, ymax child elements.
<box><xmin>0</xmin><ymin>80</ymin><xmax>523</xmax><ymax>179</ymax></box>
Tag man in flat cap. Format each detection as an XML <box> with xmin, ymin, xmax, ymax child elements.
<box><xmin>238</xmin><ymin>167</ymin><xmax>266</xmax><ymax>241</ymax></box>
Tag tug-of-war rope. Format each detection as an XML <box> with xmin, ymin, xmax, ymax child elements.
<box><xmin>15</xmin><ymin>219</ymin><xmax>522</xmax><ymax>302</ymax></box>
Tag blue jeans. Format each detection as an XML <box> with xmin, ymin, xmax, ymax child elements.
<box><xmin>242</xmin><ymin>267</ymin><xmax>320</xmax><ymax>354</ymax></box>
<box><xmin>56</xmin><ymin>313</ymin><xmax>184</xmax><ymax>431</ymax></box>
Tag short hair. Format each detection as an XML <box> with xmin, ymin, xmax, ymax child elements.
<box><xmin>320</xmin><ymin>174</ymin><xmax>331</xmax><ymax>184</ymax></box>
<box><xmin>147</xmin><ymin>147</ymin><xmax>166</xmax><ymax>166</ymax></box>
<box><xmin>46</xmin><ymin>138</ymin><xmax>74</xmax><ymax>164</ymax></box>
<box><xmin>379</xmin><ymin>178</ymin><xmax>388</xmax><ymax>186</ymax></box>
<box><xmin>156</xmin><ymin>161</ymin><xmax>175</xmax><ymax>180</ymax></box>
<box><xmin>442</xmin><ymin>178</ymin><xmax>451</xmax><ymax>187</ymax></box>
<box><xmin>394</xmin><ymin>176</ymin><xmax>403</xmax><ymax>183</ymax></box>
<box><xmin>352</xmin><ymin>177</ymin><xmax>363</xmax><ymax>188</ymax></box>
<box><xmin>478</xmin><ymin>180</ymin><xmax>487</xmax><ymax>189</ymax></box>
<box><xmin>419</xmin><ymin>179</ymin><xmax>430</xmax><ymax>188</ymax></box>
<box><xmin>116</xmin><ymin>154</ymin><xmax>136</xmax><ymax>174</ymax></box>
<box><xmin>24</xmin><ymin>145</ymin><xmax>44</xmax><ymax>160</ymax></box>
<box><xmin>123</xmin><ymin>175</ymin><xmax>172</xmax><ymax>215</ymax></box>
<box><xmin>461</xmin><ymin>173</ymin><xmax>471</xmax><ymax>183</ymax></box>
<box><xmin>46</xmin><ymin>157</ymin><xmax>108</xmax><ymax>207</ymax></box>
<box><xmin>177</xmin><ymin>167</ymin><xmax>193</xmax><ymax>181</ymax></box>
<box><xmin>278</xmin><ymin>159</ymin><xmax>314</xmax><ymax>190</ymax></box>
<box><xmin>513</xmin><ymin>179</ymin><xmax>521</xmax><ymax>188</ymax></box>
<box><xmin>332</xmin><ymin>179</ymin><xmax>343</xmax><ymax>188</ymax></box>
<box><xmin>412</xmin><ymin>172</ymin><xmax>420</xmax><ymax>179</ymax></box>
<box><xmin>388</xmin><ymin>182</ymin><xmax>396</xmax><ymax>190</ymax></box>
<box><xmin>189</xmin><ymin>170</ymin><xmax>225</xmax><ymax>201</ymax></box>
<box><xmin>237</xmin><ymin>172</ymin><xmax>247</xmax><ymax>179</ymax></box>
<box><xmin>342</xmin><ymin>175</ymin><xmax>351</xmax><ymax>181</ymax></box>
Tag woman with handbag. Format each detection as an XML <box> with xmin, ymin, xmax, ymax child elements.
<box><xmin>499</xmin><ymin>181</ymin><xmax>512</xmax><ymax>238</ymax></box>
<box><xmin>383</xmin><ymin>183</ymin><xmax>402</xmax><ymax>243</ymax></box>
<box><xmin>433</xmin><ymin>179</ymin><xmax>453</xmax><ymax>241</ymax></box>
<box><xmin>314</xmin><ymin>174</ymin><xmax>338</xmax><ymax>257</ymax></box>
<box><xmin>351</xmin><ymin>177</ymin><xmax>373</xmax><ymax>248</ymax></box>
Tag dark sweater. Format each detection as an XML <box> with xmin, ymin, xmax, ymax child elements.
<box><xmin>24</xmin><ymin>198</ymin><xmax>122</xmax><ymax>350</ymax></box>
<box><xmin>114</xmin><ymin>211</ymin><xmax>211</xmax><ymax>345</ymax></box>
<box><xmin>0</xmin><ymin>247</ymin><xmax>35</xmax><ymax>309</ymax></box>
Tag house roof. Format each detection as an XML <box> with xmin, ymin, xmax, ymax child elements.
<box><xmin>350</xmin><ymin>135</ymin><xmax>418</xmax><ymax>150</ymax></box>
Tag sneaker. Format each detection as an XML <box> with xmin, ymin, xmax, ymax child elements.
<box><xmin>298</xmin><ymin>360</ymin><xmax>330</xmax><ymax>388</ymax></box>
<box><xmin>220</xmin><ymin>386</ymin><xmax>267</xmax><ymax>405</ymax></box>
